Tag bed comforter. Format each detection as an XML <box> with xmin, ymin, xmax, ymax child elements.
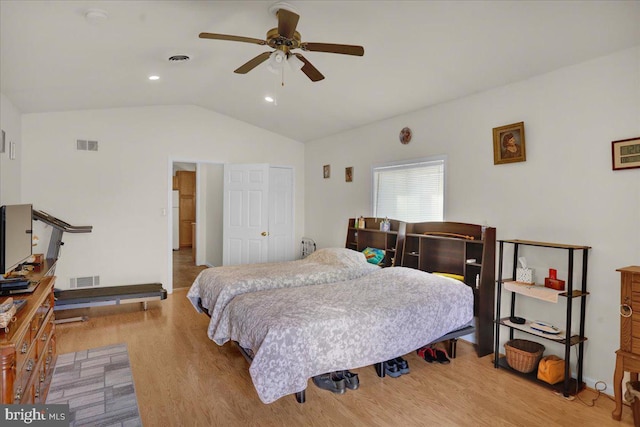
<box><xmin>216</xmin><ymin>266</ymin><xmax>474</xmax><ymax>404</ymax></box>
<box><xmin>187</xmin><ymin>248</ymin><xmax>380</xmax><ymax>339</ymax></box>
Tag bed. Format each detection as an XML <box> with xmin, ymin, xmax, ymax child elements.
<box><xmin>186</xmin><ymin>247</ymin><xmax>380</xmax><ymax>339</ymax></box>
<box><xmin>215</xmin><ymin>267</ymin><xmax>474</xmax><ymax>404</ymax></box>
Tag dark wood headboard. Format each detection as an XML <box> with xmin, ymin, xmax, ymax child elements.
<box><xmin>346</xmin><ymin>219</ymin><xmax>496</xmax><ymax>357</ymax></box>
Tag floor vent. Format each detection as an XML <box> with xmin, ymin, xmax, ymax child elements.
<box><xmin>77</xmin><ymin>139</ymin><xmax>99</xmax><ymax>151</ymax></box>
<box><xmin>70</xmin><ymin>275</ymin><xmax>100</xmax><ymax>288</ymax></box>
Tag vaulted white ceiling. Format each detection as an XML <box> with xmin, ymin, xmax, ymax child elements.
<box><xmin>1</xmin><ymin>1</ymin><xmax>639</xmax><ymax>142</ymax></box>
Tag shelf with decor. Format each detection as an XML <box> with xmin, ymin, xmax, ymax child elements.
<box><xmin>345</xmin><ymin>217</ymin><xmax>405</xmax><ymax>267</ymax></box>
<box><xmin>493</xmin><ymin>239</ymin><xmax>590</xmax><ymax>397</ymax></box>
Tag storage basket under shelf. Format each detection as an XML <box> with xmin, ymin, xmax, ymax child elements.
<box><xmin>504</xmin><ymin>339</ymin><xmax>545</xmax><ymax>373</ymax></box>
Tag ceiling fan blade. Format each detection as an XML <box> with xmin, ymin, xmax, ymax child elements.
<box><xmin>294</xmin><ymin>54</ymin><xmax>325</xmax><ymax>82</ymax></box>
<box><xmin>277</xmin><ymin>9</ymin><xmax>300</xmax><ymax>39</ymax></box>
<box><xmin>301</xmin><ymin>42</ymin><xmax>364</xmax><ymax>56</ymax></box>
<box><xmin>199</xmin><ymin>32</ymin><xmax>267</xmax><ymax>46</ymax></box>
<box><xmin>234</xmin><ymin>52</ymin><xmax>272</xmax><ymax>74</ymax></box>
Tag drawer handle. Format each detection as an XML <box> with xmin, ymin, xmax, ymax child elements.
<box><xmin>21</xmin><ymin>342</ymin><xmax>28</xmax><ymax>354</ymax></box>
<box><xmin>26</xmin><ymin>359</ymin><xmax>34</xmax><ymax>372</ymax></box>
<box><xmin>621</xmin><ymin>303</ymin><xmax>633</xmax><ymax>318</ymax></box>
<box><xmin>41</xmin><ymin>332</ymin><xmax>47</xmax><ymax>342</ymax></box>
<box><xmin>40</xmin><ymin>372</ymin><xmax>45</xmax><ymax>383</ymax></box>
<box><xmin>15</xmin><ymin>386</ymin><xmax>22</xmax><ymax>401</ymax></box>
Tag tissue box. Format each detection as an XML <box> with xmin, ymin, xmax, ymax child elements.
<box><xmin>516</xmin><ymin>268</ymin><xmax>534</xmax><ymax>284</ymax></box>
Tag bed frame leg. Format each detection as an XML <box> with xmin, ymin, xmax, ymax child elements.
<box><xmin>142</xmin><ymin>301</ymin><xmax>148</xmax><ymax>311</ymax></box>
<box><xmin>449</xmin><ymin>338</ymin><xmax>458</xmax><ymax>359</ymax></box>
<box><xmin>295</xmin><ymin>390</ymin><xmax>306</xmax><ymax>403</ymax></box>
<box><xmin>375</xmin><ymin>362</ymin><xmax>385</xmax><ymax>378</ymax></box>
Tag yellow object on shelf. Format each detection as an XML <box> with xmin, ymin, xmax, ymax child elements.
<box><xmin>433</xmin><ymin>272</ymin><xmax>464</xmax><ymax>282</ymax></box>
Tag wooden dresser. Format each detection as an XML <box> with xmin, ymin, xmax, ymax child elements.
<box><xmin>613</xmin><ymin>265</ymin><xmax>640</xmax><ymax>420</ymax></box>
<box><xmin>0</xmin><ymin>275</ymin><xmax>57</xmax><ymax>404</ymax></box>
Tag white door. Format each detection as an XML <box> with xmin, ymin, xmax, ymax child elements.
<box><xmin>268</xmin><ymin>167</ymin><xmax>294</xmax><ymax>262</ymax></box>
<box><xmin>223</xmin><ymin>164</ymin><xmax>269</xmax><ymax>265</ymax></box>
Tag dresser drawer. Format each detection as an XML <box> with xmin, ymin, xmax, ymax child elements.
<box><xmin>36</xmin><ymin>312</ymin><xmax>54</xmax><ymax>360</ymax></box>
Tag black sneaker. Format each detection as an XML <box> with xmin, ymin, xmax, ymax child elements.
<box><xmin>394</xmin><ymin>357</ymin><xmax>410</xmax><ymax>374</ymax></box>
<box><xmin>336</xmin><ymin>370</ymin><xmax>359</xmax><ymax>390</ymax></box>
<box><xmin>312</xmin><ymin>373</ymin><xmax>346</xmax><ymax>394</ymax></box>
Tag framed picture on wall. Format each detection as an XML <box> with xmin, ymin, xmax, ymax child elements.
<box><xmin>323</xmin><ymin>164</ymin><xmax>330</xmax><ymax>179</ymax></box>
<box><xmin>345</xmin><ymin>167</ymin><xmax>353</xmax><ymax>182</ymax></box>
<box><xmin>612</xmin><ymin>137</ymin><xmax>640</xmax><ymax>170</ymax></box>
<box><xmin>493</xmin><ymin>122</ymin><xmax>526</xmax><ymax>165</ymax></box>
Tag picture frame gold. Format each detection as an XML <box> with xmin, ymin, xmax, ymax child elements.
<box><xmin>323</xmin><ymin>164</ymin><xmax>330</xmax><ymax>179</ymax></box>
<box><xmin>612</xmin><ymin>137</ymin><xmax>640</xmax><ymax>170</ymax></box>
<box><xmin>493</xmin><ymin>122</ymin><xmax>526</xmax><ymax>165</ymax></box>
<box><xmin>345</xmin><ymin>167</ymin><xmax>353</xmax><ymax>182</ymax></box>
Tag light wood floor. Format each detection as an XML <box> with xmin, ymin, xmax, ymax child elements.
<box><xmin>172</xmin><ymin>247</ymin><xmax>207</xmax><ymax>289</ymax></box>
<box><xmin>55</xmin><ymin>291</ymin><xmax>635</xmax><ymax>427</ymax></box>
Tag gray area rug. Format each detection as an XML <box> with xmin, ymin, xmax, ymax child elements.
<box><xmin>46</xmin><ymin>343</ymin><xmax>142</xmax><ymax>427</ymax></box>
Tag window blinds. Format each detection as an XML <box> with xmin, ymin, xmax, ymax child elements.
<box><xmin>373</xmin><ymin>159</ymin><xmax>444</xmax><ymax>222</ymax></box>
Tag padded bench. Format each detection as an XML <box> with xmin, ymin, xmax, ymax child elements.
<box><xmin>53</xmin><ymin>283</ymin><xmax>167</xmax><ymax>323</ymax></box>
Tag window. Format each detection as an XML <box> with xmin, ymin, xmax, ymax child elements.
<box><xmin>372</xmin><ymin>156</ymin><xmax>445</xmax><ymax>222</ymax></box>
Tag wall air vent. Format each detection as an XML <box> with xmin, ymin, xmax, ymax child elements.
<box><xmin>77</xmin><ymin>139</ymin><xmax>99</xmax><ymax>151</ymax></box>
<box><xmin>168</xmin><ymin>54</ymin><xmax>190</xmax><ymax>62</ymax></box>
<box><xmin>70</xmin><ymin>275</ymin><xmax>100</xmax><ymax>288</ymax></box>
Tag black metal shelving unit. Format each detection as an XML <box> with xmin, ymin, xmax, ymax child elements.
<box><xmin>493</xmin><ymin>239</ymin><xmax>590</xmax><ymax>397</ymax></box>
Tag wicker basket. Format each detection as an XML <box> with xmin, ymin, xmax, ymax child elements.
<box><xmin>504</xmin><ymin>339</ymin><xmax>545</xmax><ymax>373</ymax></box>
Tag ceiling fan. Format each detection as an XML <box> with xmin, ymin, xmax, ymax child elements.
<box><xmin>199</xmin><ymin>4</ymin><xmax>364</xmax><ymax>82</ymax></box>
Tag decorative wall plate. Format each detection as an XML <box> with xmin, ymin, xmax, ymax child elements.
<box><xmin>399</xmin><ymin>127</ymin><xmax>412</xmax><ymax>144</ymax></box>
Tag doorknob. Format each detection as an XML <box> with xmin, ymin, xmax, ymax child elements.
<box><xmin>261</xmin><ymin>231</ymin><xmax>269</xmax><ymax>236</ymax></box>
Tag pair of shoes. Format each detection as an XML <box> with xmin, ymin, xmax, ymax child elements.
<box><xmin>393</xmin><ymin>357</ymin><xmax>410</xmax><ymax>374</ymax></box>
<box><xmin>335</xmin><ymin>370</ymin><xmax>359</xmax><ymax>390</ymax></box>
<box><xmin>417</xmin><ymin>346</ymin><xmax>450</xmax><ymax>364</ymax></box>
<box><xmin>383</xmin><ymin>357</ymin><xmax>410</xmax><ymax>377</ymax></box>
<box><xmin>312</xmin><ymin>373</ymin><xmax>346</xmax><ymax>394</ymax></box>
<box><xmin>417</xmin><ymin>347</ymin><xmax>436</xmax><ymax>363</ymax></box>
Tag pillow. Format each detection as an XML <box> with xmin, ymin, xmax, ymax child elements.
<box><xmin>306</xmin><ymin>247</ymin><xmax>368</xmax><ymax>267</ymax></box>
<box><xmin>362</xmin><ymin>247</ymin><xmax>385</xmax><ymax>265</ymax></box>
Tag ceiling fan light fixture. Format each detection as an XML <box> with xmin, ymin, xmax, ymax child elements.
<box><xmin>287</xmin><ymin>54</ymin><xmax>304</xmax><ymax>71</ymax></box>
<box><xmin>266</xmin><ymin>50</ymin><xmax>286</xmax><ymax>74</ymax></box>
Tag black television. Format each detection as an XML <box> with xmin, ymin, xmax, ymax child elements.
<box><xmin>0</xmin><ymin>204</ymin><xmax>33</xmax><ymax>276</ymax></box>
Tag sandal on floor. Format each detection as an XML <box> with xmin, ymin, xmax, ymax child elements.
<box><xmin>434</xmin><ymin>348</ymin><xmax>450</xmax><ymax>364</ymax></box>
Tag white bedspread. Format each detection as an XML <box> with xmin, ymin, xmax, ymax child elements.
<box><xmin>216</xmin><ymin>267</ymin><xmax>474</xmax><ymax>404</ymax></box>
<box><xmin>187</xmin><ymin>248</ymin><xmax>380</xmax><ymax>339</ymax></box>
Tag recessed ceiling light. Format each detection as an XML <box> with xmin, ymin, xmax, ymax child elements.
<box><xmin>149</xmin><ymin>75</ymin><xmax>160</xmax><ymax>81</ymax></box>
<box><xmin>265</xmin><ymin>96</ymin><xmax>274</xmax><ymax>103</ymax></box>
<box><xmin>85</xmin><ymin>8</ymin><xmax>108</xmax><ymax>25</ymax></box>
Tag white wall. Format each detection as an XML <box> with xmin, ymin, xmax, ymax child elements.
<box><xmin>19</xmin><ymin>105</ymin><xmax>305</xmax><ymax>293</ymax></box>
<box><xmin>200</xmin><ymin>162</ymin><xmax>224</xmax><ymax>267</ymax></box>
<box><xmin>305</xmin><ymin>47</ymin><xmax>640</xmax><ymax>392</ymax></box>
<box><xmin>0</xmin><ymin>93</ymin><xmax>22</xmax><ymax>204</ymax></box>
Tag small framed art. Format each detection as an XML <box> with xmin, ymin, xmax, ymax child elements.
<box><xmin>345</xmin><ymin>167</ymin><xmax>353</xmax><ymax>182</ymax></box>
<box><xmin>612</xmin><ymin>137</ymin><xmax>640</xmax><ymax>170</ymax></box>
<box><xmin>493</xmin><ymin>122</ymin><xmax>526</xmax><ymax>165</ymax></box>
<box><xmin>323</xmin><ymin>164</ymin><xmax>330</xmax><ymax>179</ymax></box>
